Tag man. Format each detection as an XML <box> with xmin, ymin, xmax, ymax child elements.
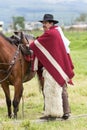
<box><xmin>30</xmin><ymin>14</ymin><xmax>74</xmax><ymax>119</ymax></box>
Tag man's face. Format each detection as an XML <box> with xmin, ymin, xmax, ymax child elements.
<box><xmin>42</xmin><ymin>21</ymin><xmax>53</xmax><ymax>32</ymax></box>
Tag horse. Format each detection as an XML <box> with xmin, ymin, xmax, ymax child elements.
<box><xmin>0</xmin><ymin>32</ymin><xmax>36</xmax><ymax>118</ymax></box>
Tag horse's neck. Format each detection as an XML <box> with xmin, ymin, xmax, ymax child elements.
<box><xmin>0</xmin><ymin>37</ymin><xmax>16</xmax><ymax>62</ymax></box>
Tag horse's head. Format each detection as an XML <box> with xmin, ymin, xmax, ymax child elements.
<box><xmin>19</xmin><ymin>32</ymin><xmax>34</xmax><ymax>55</ymax></box>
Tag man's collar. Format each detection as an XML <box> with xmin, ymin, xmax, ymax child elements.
<box><xmin>50</xmin><ymin>25</ymin><xmax>58</xmax><ymax>29</ymax></box>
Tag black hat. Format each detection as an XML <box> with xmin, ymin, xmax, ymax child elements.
<box><xmin>39</xmin><ymin>14</ymin><xmax>59</xmax><ymax>24</ymax></box>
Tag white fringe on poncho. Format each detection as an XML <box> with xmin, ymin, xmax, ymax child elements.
<box><xmin>43</xmin><ymin>69</ymin><xmax>63</xmax><ymax>117</ymax></box>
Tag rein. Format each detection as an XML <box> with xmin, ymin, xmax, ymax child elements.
<box><xmin>0</xmin><ymin>44</ymin><xmax>21</xmax><ymax>83</ymax></box>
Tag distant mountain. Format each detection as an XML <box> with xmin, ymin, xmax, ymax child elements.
<box><xmin>0</xmin><ymin>0</ymin><xmax>87</xmax><ymax>29</ymax></box>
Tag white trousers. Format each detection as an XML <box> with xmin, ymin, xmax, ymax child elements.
<box><xmin>43</xmin><ymin>69</ymin><xmax>63</xmax><ymax>117</ymax></box>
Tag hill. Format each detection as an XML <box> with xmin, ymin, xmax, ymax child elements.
<box><xmin>0</xmin><ymin>0</ymin><xmax>87</xmax><ymax>29</ymax></box>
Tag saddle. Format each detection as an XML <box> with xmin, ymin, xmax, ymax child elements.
<box><xmin>7</xmin><ymin>35</ymin><xmax>21</xmax><ymax>46</ymax></box>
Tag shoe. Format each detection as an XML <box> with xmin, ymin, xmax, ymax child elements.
<box><xmin>62</xmin><ymin>113</ymin><xmax>70</xmax><ymax>120</ymax></box>
<box><xmin>40</xmin><ymin>116</ymin><xmax>49</xmax><ymax>120</ymax></box>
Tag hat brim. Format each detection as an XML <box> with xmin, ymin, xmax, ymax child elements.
<box><xmin>39</xmin><ymin>20</ymin><xmax>59</xmax><ymax>24</ymax></box>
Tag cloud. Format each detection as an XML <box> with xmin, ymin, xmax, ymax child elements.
<box><xmin>41</xmin><ymin>0</ymin><xmax>87</xmax><ymax>3</ymax></box>
<box><xmin>0</xmin><ymin>0</ymin><xmax>87</xmax><ymax>8</ymax></box>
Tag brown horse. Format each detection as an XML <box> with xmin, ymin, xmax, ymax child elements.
<box><xmin>0</xmin><ymin>32</ymin><xmax>36</xmax><ymax>118</ymax></box>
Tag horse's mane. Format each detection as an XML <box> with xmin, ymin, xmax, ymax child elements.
<box><xmin>0</xmin><ymin>32</ymin><xmax>11</xmax><ymax>43</ymax></box>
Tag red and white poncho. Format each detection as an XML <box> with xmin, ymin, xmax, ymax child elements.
<box><xmin>30</xmin><ymin>26</ymin><xmax>74</xmax><ymax>86</ymax></box>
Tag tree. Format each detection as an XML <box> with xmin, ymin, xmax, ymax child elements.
<box><xmin>75</xmin><ymin>13</ymin><xmax>87</xmax><ymax>22</ymax></box>
<box><xmin>12</xmin><ymin>16</ymin><xmax>25</xmax><ymax>30</ymax></box>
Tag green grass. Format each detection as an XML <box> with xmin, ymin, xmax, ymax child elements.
<box><xmin>0</xmin><ymin>31</ymin><xmax>87</xmax><ymax>129</ymax></box>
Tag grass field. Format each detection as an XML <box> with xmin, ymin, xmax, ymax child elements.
<box><xmin>0</xmin><ymin>30</ymin><xmax>87</xmax><ymax>130</ymax></box>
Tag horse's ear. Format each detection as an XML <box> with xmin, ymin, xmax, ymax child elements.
<box><xmin>20</xmin><ymin>32</ymin><xmax>28</xmax><ymax>45</ymax></box>
<box><xmin>20</xmin><ymin>32</ymin><xmax>24</xmax><ymax>39</ymax></box>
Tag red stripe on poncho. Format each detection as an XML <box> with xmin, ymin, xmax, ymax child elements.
<box><xmin>30</xmin><ymin>26</ymin><xmax>74</xmax><ymax>86</ymax></box>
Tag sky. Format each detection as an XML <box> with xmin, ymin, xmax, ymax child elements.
<box><xmin>0</xmin><ymin>0</ymin><xmax>87</xmax><ymax>6</ymax></box>
<box><xmin>0</xmin><ymin>0</ymin><xmax>87</xmax><ymax>28</ymax></box>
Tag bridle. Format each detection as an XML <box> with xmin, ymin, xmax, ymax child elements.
<box><xmin>0</xmin><ymin>44</ymin><xmax>21</xmax><ymax>83</ymax></box>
